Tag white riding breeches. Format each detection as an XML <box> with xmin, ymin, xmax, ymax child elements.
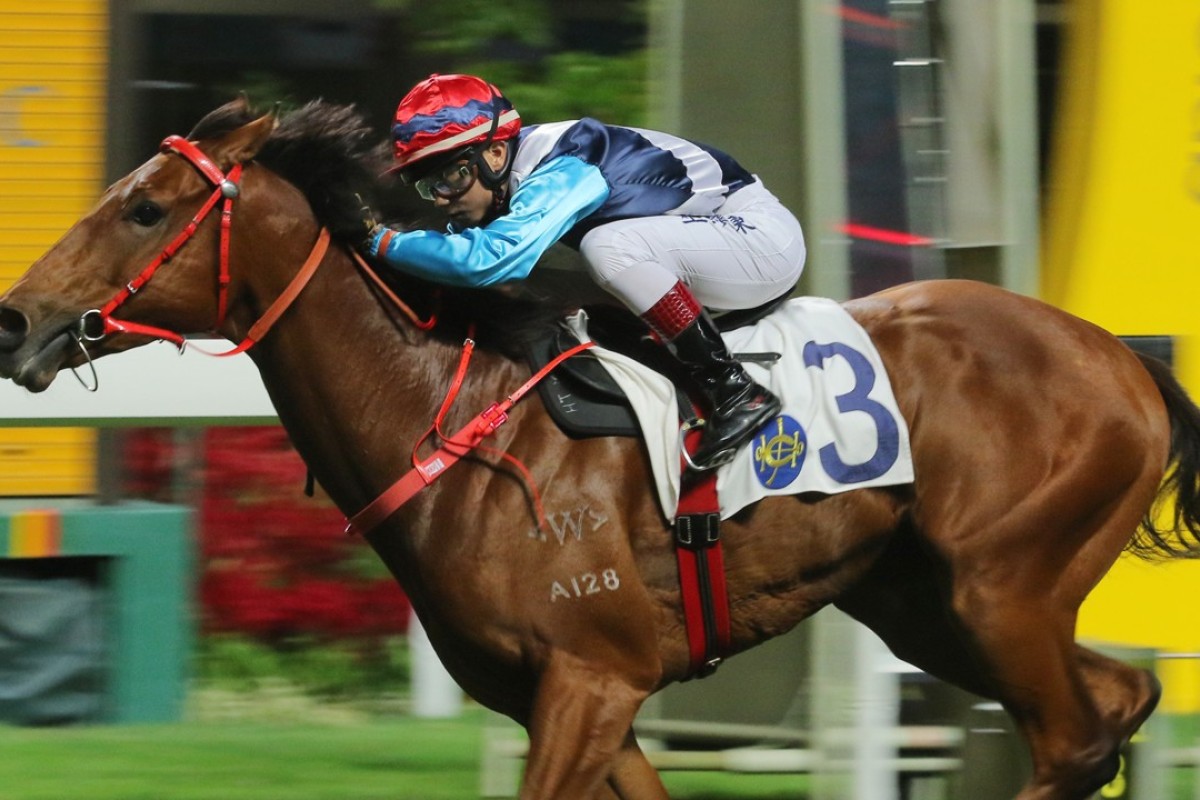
<box><xmin>578</xmin><ymin>180</ymin><xmax>806</xmax><ymax>314</ymax></box>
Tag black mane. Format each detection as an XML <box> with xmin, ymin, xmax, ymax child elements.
<box><xmin>188</xmin><ymin>100</ymin><xmax>580</xmax><ymax>355</ymax></box>
<box><xmin>190</xmin><ymin>99</ymin><xmax>386</xmax><ymax>246</ymax></box>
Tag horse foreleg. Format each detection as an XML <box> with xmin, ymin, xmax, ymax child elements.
<box><xmin>606</xmin><ymin>731</ymin><xmax>670</xmax><ymax>799</ymax></box>
<box><xmin>520</xmin><ymin>651</ymin><xmax>654</xmax><ymax>799</ymax></box>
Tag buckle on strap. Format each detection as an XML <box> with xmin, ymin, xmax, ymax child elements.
<box><xmin>675</xmin><ymin>511</ymin><xmax>720</xmax><ymax>549</ymax></box>
<box><xmin>476</xmin><ymin>402</ymin><xmax>509</xmax><ymax>434</ymax></box>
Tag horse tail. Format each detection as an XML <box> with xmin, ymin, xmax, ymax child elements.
<box><xmin>1131</xmin><ymin>351</ymin><xmax>1200</xmax><ymax>560</ymax></box>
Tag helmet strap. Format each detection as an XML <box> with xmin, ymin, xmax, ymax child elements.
<box><xmin>472</xmin><ymin>92</ymin><xmax>515</xmax><ymax>192</ymax></box>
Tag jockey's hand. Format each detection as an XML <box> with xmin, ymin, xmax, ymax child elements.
<box><xmin>355</xmin><ymin>194</ymin><xmax>384</xmax><ymax>254</ymax></box>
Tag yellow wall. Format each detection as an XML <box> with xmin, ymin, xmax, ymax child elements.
<box><xmin>1042</xmin><ymin>0</ymin><xmax>1200</xmax><ymax>710</ymax></box>
<box><xmin>0</xmin><ymin>1</ymin><xmax>107</xmax><ymax>495</ymax></box>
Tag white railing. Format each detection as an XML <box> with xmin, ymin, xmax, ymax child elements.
<box><xmin>0</xmin><ymin>342</ymin><xmax>276</xmax><ymax>426</ymax></box>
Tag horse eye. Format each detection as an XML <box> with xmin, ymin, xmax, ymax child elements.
<box><xmin>128</xmin><ymin>201</ymin><xmax>164</xmax><ymax>227</ymax></box>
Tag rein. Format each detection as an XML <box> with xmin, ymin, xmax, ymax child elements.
<box><xmin>349</xmin><ymin>249</ymin><xmax>437</xmax><ymax>331</ymax></box>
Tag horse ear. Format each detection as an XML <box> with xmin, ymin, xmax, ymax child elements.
<box><xmin>213</xmin><ymin>109</ymin><xmax>278</xmax><ymax>167</ymax></box>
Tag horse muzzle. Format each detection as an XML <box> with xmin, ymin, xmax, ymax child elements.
<box><xmin>0</xmin><ymin>303</ymin><xmax>77</xmax><ymax>391</ymax></box>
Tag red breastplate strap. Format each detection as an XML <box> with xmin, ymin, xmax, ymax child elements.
<box><xmin>346</xmin><ymin>337</ymin><xmax>596</xmax><ymax>536</ymax></box>
<box><xmin>674</xmin><ymin>425</ymin><xmax>731</xmax><ymax>678</ymax></box>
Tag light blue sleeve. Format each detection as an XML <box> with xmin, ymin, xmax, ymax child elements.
<box><xmin>368</xmin><ymin>156</ymin><xmax>610</xmax><ymax>287</ymax></box>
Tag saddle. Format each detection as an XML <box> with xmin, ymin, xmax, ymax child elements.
<box><xmin>525</xmin><ymin>293</ymin><xmax>791</xmax><ymax>439</ymax></box>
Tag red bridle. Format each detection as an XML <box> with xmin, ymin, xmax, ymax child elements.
<box><xmin>77</xmin><ymin>134</ymin><xmax>339</xmax><ymax>357</ymax></box>
<box><xmin>79</xmin><ymin>136</ymin><xmax>243</xmax><ymax>353</ymax></box>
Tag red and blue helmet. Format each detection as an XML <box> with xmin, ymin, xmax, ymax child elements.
<box><xmin>390</xmin><ymin>74</ymin><xmax>521</xmax><ymax>178</ymax></box>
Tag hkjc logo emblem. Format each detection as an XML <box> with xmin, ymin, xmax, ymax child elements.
<box><xmin>753</xmin><ymin>415</ymin><xmax>807</xmax><ymax>489</ymax></box>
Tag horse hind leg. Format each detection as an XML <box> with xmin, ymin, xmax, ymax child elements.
<box><xmin>946</xmin><ymin>482</ymin><xmax>1165</xmax><ymax>797</ymax></box>
<box><xmin>842</xmin><ymin>585</ymin><xmax>1120</xmax><ymax>799</ymax></box>
<box><xmin>961</xmin><ymin>599</ymin><xmax>1123</xmax><ymax>799</ymax></box>
<box><xmin>1074</xmin><ymin>645</ymin><xmax>1162</xmax><ymax>756</ymax></box>
<box><xmin>839</xmin><ymin>528</ymin><xmax>1162</xmax><ymax>799</ymax></box>
<box><xmin>948</xmin><ymin>615</ymin><xmax>1157</xmax><ymax>800</ymax></box>
<box><xmin>993</xmin><ymin>646</ymin><xmax>1161</xmax><ymax>800</ymax></box>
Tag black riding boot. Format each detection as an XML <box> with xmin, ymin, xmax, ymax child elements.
<box><xmin>668</xmin><ymin>312</ymin><xmax>781</xmax><ymax>469</ymax></box>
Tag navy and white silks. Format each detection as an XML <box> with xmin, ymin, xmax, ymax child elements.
<box><xmin>367</xmin><ymin>118</ymin><xmax>806</xmax><ymax>314</ymax></box>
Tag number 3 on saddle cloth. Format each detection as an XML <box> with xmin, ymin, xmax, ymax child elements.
<box><xmin>526</xmin><ymin>297</ymin><xmax>916</xmax><ymax>521</ymax></box>
<box><xmin>526</xmin><ymin>297</ymin><xmax>915</xmax><ymax>677</ymax></box>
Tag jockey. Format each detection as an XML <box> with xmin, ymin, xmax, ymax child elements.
<box><xmin>362</xmin><ymin>73</ymin><xmax>806</xmax><ymax>470</ymax></box>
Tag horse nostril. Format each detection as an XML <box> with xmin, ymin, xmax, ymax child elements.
<box><xmin>0</xmin><ymin>305</ymin><xmax>30</xmax><ymax>351</ymax></box>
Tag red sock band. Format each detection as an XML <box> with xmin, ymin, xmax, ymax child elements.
<box><xmin>641</xmin><ymin>282</ymin><xmax>701</xmax><ymax>341</ymax></box>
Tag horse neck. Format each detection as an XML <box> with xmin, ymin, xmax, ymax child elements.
<box><xmin>228</xmin><ymin>219</ymin><xmax>525</xmax><ymax>527</ymax></box>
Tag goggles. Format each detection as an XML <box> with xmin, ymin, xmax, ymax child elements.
<box><xmin>413</xmin><ymin>160</ymin><xmax>477</xmax><ymax>201</ymax></box>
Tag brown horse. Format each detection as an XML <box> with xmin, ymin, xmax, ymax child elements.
<box><xmin>2</xmin><ymin>99</ymin><xmax>1199</xmax><ymax>799</ymax></box>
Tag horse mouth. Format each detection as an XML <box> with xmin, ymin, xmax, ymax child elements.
<box><xmin>1</xmin><ymin>325</ymin><xmax>76</xmax><ymax>393</ymax></box>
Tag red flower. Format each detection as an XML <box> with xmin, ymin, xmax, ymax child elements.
<box><xmin>124</xmin><ymin>426</ymin><xmax>410</xmax><ymax>643</ymax></box>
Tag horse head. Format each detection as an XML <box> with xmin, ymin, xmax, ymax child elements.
<box><xmin>0</xmin><ymin>99</ymin><xmax>279</xmax><ymax>391</ymax></box>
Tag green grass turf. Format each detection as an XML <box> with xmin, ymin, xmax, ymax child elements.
<box><xmin>0</xmin><ymin>717</ymin><xmax>476</xmax><ymax>800</ymax></box>
<box><xmin>0</xmin><ymin>708</ymin><xmax>807</xmax><ymax>800</ymax></box>
<box><xmin>2</xmin><ymin>705</ymin><xmax>1195</xmax><ymax>799</ymax></box>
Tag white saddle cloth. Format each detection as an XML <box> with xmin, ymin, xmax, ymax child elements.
<box><xmin>565</xmin><ymin>297</ymin><xmax>915</xmax><ymax>521</ymax></box>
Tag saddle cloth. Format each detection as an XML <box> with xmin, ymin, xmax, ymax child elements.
<box><xmin>562</xmin><ymin>297</ymin><xmax>915</xmax><ymax>520</ymax></box>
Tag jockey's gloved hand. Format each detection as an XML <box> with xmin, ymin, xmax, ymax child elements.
<box><xmin>354</xmin><ymin>194</ymin><xmax>384</xmax><ymax>254</ymax></box>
